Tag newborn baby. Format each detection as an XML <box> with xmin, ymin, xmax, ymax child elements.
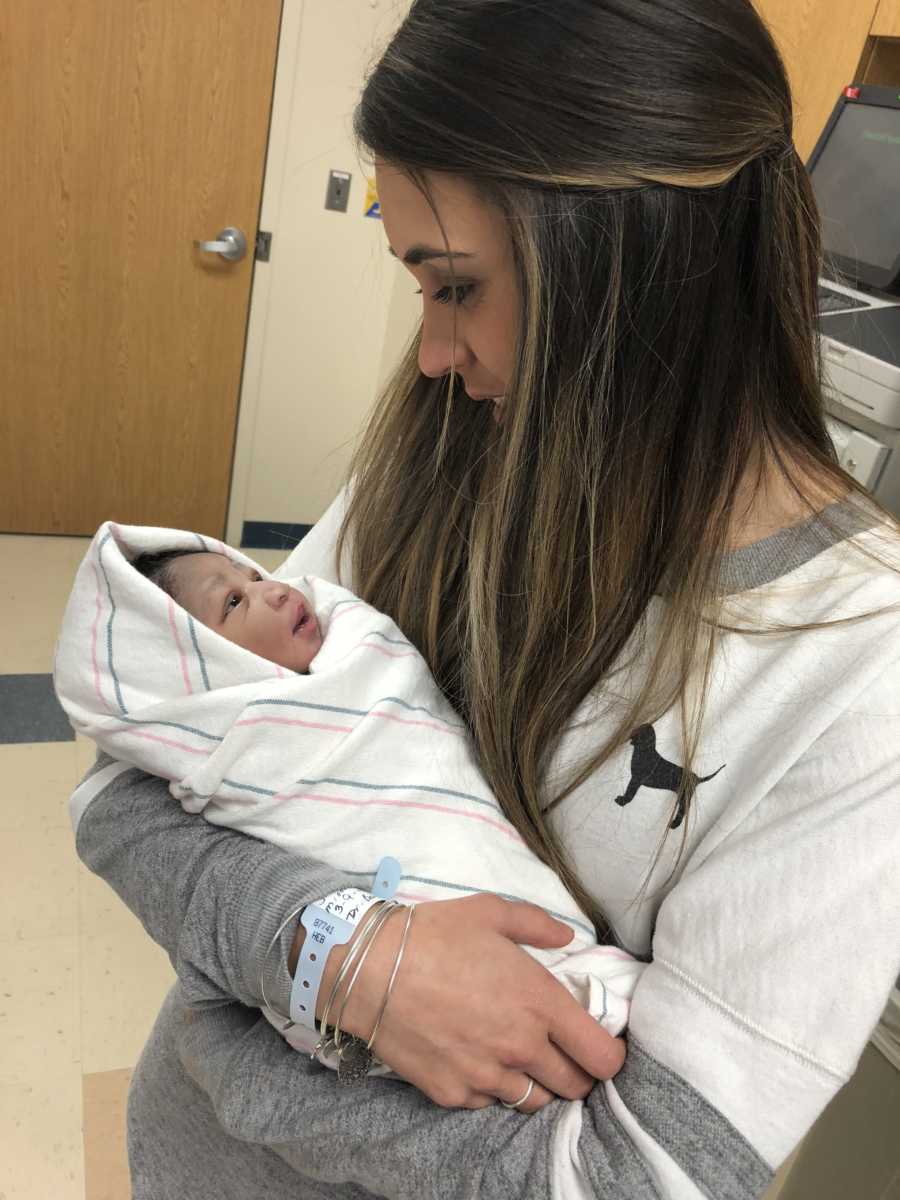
<box><xmin>56</xmin><ymin>521</ymin><xmax>642</xmax><ymax>1085</ymax></box>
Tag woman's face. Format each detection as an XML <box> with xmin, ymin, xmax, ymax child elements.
<box><xmin>376</xmin><ymin>162</ymin><xmax>519</xmax><ymax>423</ymax></box>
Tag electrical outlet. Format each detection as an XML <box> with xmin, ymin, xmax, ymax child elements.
<box><xmin>325</xmin><ymin>170</ymin><xmax>351</xmax><ymax>213</ymax></box>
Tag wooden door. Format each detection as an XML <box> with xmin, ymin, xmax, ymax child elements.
<box><xmin>0</xmin><ymin>0</ymin><xmax>282</xmax><ymax>536</ymax></box>
<box><xmin>871</xmin><ymin>0</ymin><xmax>900</xmax><ymax>36</ymax></box>
<box><xmin>752</xmin><ymin>0</ymin><xmax>882</xmax><ymax>161</ymax></box>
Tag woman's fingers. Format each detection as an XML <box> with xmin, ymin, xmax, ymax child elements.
<box><xmin>516</xmin><ymin>1080</ymin><xmax>555</xmax><ymax>1113</ymax></box>
<box><xmin>464</xmin><ymin>1079</ymin><xmax>555</xmax><ymax>1112</ymax></box>
<box><xmin>492</xmin><ymin>897</ymin><xmax>576</xmax><ymax>950</ymax></box>
<box><xmin>521</xmin><ymin>1037</ymin><xmax>595</xmax><ymax>1100</ymax></box>
<box><xmin>547</xmin><ymin>989</ymin><xmax>627</xmax><ymax>1081</ymax></box>
<box><xmin>487</xmin><ymin>895</ymin><xmax>627</xmax><ymax>1085</ymax></box>
<box><xmin>330</xmin><ymin>894</ymin><xmax>628</xmax><ymax>1110</ymax></box>
<box><xmin>495</xmin><ymin>1075</ymin><xmax>555</xmax><ymax>1113</ymax></box>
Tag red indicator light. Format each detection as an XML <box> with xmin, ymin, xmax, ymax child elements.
<box><xmin>843</xmin><ymin>86</ymin><xmax>861</xmax><ymax>99</ymax></box>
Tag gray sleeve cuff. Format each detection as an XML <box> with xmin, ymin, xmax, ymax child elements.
<box><xmin>171</xmin><ymin>845</ymin><xmax>348</xmax><ymax>1012</ymax></box>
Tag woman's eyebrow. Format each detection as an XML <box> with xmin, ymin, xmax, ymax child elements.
<box><xmin>388</xmin><ymin>244</ymin><xmax>475</xmax><ymax>265</ymax></box>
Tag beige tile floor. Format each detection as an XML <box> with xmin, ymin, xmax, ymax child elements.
<box><xmin>0</xmin><ymin>532</ymin><xmax>892</xmax><ymax>1199</ymax></box>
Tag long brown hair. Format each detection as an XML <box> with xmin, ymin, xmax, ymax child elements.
<box><xmin>342</xmin><ymin>0</ymin><xmax>899</xmax><ymax>936</ymax></box>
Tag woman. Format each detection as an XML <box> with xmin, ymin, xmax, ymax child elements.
<box><xmin>73</xmin><ymin>1</ymin><xmax>900</xmax><ymax>1196</ymax></box>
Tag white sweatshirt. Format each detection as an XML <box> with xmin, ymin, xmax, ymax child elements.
<box><xmin>279</xmin><ymin>488</ymin><xmax>900</xmax><ymax>1197</ymax></box>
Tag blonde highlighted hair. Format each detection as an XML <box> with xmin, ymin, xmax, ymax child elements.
<box><xmin>340</xmin><ymin>0</ymin><xmax>900</xmax><ymax>937</ymax></box>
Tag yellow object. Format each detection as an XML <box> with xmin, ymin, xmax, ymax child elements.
<box><xmin>364</xmin><ymin>177</ymin><xmax>381</xmax><ymax>219</ymax></box>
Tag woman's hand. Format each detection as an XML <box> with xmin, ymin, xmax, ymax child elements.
<box><xmin>313</xmin><ymin>894</ymin><xmax>626</xmax><ymax>1112</ymax></box>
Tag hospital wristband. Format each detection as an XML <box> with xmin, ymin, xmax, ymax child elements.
<box><xmin>290</xmin><ymin>888</ymin><xmax>382</xmax><ymax>1030</ymax></box>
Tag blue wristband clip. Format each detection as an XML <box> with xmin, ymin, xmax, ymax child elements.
<box><xmin>371</xmin><ymin>855</ymin><xmax>401</xmax><ymax>898</ymax></box>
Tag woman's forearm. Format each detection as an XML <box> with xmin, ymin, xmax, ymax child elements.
<box><xmin>74</xmin><ymin>754</ymin><xmax>349</xmax><ymax>1011</ymax></box>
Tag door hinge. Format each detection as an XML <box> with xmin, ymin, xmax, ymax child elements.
<box><xmin>255</xmin><ymin>230</ymin><xmax>273</xmax><ymax>262</ymax></box>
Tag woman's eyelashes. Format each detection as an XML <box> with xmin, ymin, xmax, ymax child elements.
<box><xmin>414</xmin><ymin>283</ymin><xmax>477</xmax><ymax>306</ymax></box>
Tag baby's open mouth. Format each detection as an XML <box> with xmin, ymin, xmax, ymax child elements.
<box><xmin>293</xmin><ymin>613</ymin><xmax>310</xmax><ymax>635</ymax></box>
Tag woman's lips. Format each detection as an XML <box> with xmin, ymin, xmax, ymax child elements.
<box><xmin>464</xmin><ymin>390</ymin><xmax>505</xmax><ymax>424</ymax></box>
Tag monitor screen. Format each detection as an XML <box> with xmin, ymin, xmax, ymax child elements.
<box><xmin>810</xmin><ymin>101</ymin><xmax>900</xmax><ymax>286</ymax></box>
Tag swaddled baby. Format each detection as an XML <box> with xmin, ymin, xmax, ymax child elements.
<box><xmin>55</xmin><ymin>521</ymin><xmax>643</xmax><ymax>1068</ymax></box>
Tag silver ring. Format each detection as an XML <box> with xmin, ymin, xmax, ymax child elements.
<box><xmin>500</xmin><ymin>1079</ymin><xmax>534</xmax><ymax>1110</ymax></box>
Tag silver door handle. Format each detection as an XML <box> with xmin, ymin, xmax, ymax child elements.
<box><xmin>193</xmin><ymin>227</ymin><xmax>247</xmax><ymax>262</ymax></box>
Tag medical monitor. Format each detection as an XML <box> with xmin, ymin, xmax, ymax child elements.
<box><xmin>807</xmin><ymin>83</ymin><xmax>900</xmax><ymax>293</ymax></box>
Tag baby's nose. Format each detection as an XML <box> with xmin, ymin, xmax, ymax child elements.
<box><xmin>264</xmin><ymin>583</ymin><xmax>288</xmax><ymax>609</ymax></box>
<box><xmin>249</xmin><ymin>580</ymin><xmax>287</xmax><ymax>609</ymax></box>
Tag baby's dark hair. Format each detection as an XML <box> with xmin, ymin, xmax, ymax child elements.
<box><xmin>131</xmin><ymin>549</ymin><xmax>207</xmax><ymax>602</ymax></box>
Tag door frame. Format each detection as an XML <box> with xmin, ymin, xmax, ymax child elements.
<box><xmin>227</xmin><ymin>0</ymin><xmax>305</xmax><ymax>547</ymax></box>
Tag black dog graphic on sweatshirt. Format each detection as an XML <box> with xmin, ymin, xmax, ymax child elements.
<box><xmin>613</xmin><ymin>724</ymin><xmax>725</xmax><ymax>829</ymax></box>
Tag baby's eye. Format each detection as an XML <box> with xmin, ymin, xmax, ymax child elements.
<box><xmin>224</xmin><ymin>593</ymin><xmax>242</xmax><ymax>615</ymax></box>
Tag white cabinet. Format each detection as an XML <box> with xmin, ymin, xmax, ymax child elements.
<box><xmin>826</xmin><ymin>416</ymin><xmax>891</xmax><ymax>487</ymax></box>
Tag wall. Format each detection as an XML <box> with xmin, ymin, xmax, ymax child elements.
<box><xmin>239</xmin><ymin>0</ymin><xmax>900</xmax><ymax>542</ymax></box>
<box><xmin>377</xmin><ymin>252</ymin><xmax>422</xmax><ymax>387</ymax></box>
<box><xmin>227</xmin><ymin>0</ymin><xmax>415</xmax><ymax>544</ymax></box>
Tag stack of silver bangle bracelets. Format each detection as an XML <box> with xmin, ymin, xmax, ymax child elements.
<box><xmin>261</xmin><ymin>898</ymin><xmax>417</xmax><ymax>1085</ymax></box>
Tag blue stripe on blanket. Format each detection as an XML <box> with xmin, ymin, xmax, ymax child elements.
<box><xmin>205</xmin><ymin>773</ymin><xmax>500</xmax><ymax>812</ymax></box>
<box><xmin>245</xmin><ymin>694</ymin><xmax>466</xmax><ymax>730</ymax></box>
<box><xmin>187</xmin><ymin>616</ymin><xmax>212</xmax><ymax>691</ymax></box>
<box><xmin>337</xmin><ymin>867</ymin><xmax>597</xmax><ymax>939</ymax></box>
<box><xmin>363</xmin><ymin>631</ymin><xmax>413</xmax><ymax>648</ymax></box>
<box><xmin>114</xmin><ymin>715</ymin><xmax>223</xmax><ymax>742</ymax></box>
<box><xmin>293</xmin><ymin>775</ymin><xmax>499</xmax><ymax>811</ymax></box>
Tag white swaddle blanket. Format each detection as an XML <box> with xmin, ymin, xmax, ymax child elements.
<box><xmin>55</xmin><ymin>522</ymin><xmax>643</xmax><ymax>1077</ymax></box>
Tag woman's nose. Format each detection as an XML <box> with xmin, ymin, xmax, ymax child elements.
<box><xmin>418</xmin><ymin>310</ymin><xmax>472</xmax><ymax>380</ymax></box>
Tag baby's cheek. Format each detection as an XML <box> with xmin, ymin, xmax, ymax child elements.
<box><xmin>307</xmin><ymin>633</ymin><xmax>324</xmax><ymax>668</ymax></box>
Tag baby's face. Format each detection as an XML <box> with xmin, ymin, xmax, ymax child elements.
<box><xmin>171</xmin><ymin>553</ymin><xmax>323</xmax><ymax>672</ymax></box>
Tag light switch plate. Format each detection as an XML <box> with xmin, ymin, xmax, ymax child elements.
<box><xmin>325</xmin><ymin>170</ymin><xmax>352</xmax><ymax>213</ymax></box>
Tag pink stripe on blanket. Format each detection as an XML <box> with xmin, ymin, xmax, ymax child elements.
<box><xmin>236</xmin><ymin>706</ymin><xmax>461</xmax><ymax>739</ymax></box>
<box><xmin>369</xmin><ymin>710</ymin><xmax>464</xmax><ymax>737</ymax></box>
<box><xmin>281</xmin><ymin>790</ymin><xmax>525</xmax><ymax>842</ymax></box>
<box><xmin>354</xmin><ymin>640</ymin><xmax>420</xmax><ymax>660</ymax></box>
<box><xmin>234</xmin><ymin>716</ymin><xmax>354</xmax><ymax>734</ymax></box>
<box><xmin>327</xmin><ymin>603</ymin><xmax>365</xmax><ymax>626</ymax></box>
<box><xmin>106</xmin><ymin>727</ymin><xmax>213</xmax><ymax>756</ymax></box>
<box><xmin>89</xmin><ymin>564</ymin><xmax>112</xmax><ymax>713</ymax></box>
<box><xmin>326</xmin><ymin>637</ymin><xmax>419</xmax><ymax>671</ymax></box>
<box><xmin>167</xmin><ymin>597</ymin><xmax>193</xmax><ymax>695</ymax></box>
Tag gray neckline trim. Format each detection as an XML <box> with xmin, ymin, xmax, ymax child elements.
<box><xmin>717</xmin><ymin>497</ymin><xmax>882</xmax><ymax>595</ymax></box>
